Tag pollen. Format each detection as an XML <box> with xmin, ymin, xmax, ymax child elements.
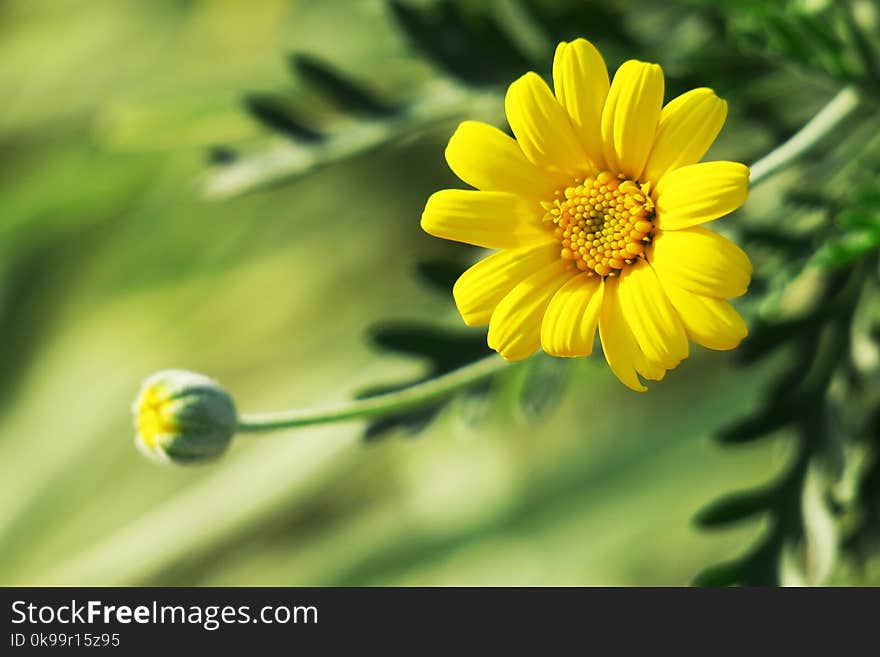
<box><xmin>545</xmin><ymin>171</ymin><xmax>655</xmax><ymax>277</ymax></box>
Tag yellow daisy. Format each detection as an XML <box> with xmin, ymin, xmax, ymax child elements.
<box><xmin>420</xmin><ymin>38</ymin><xmax>752</xmax><ymax>391</ymax></box>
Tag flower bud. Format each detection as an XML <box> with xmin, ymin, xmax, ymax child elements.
<box><xmin>133</xmin><ymin>369</ymin><xmax>237</xmax><ymax>464</ymax></box>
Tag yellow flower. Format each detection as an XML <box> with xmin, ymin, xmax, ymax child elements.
<box><xmin>421</xmin><ymin>38</ymin><xmax>752</xmax><ymax>391</ymax></box>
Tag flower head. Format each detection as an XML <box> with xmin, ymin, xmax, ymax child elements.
<box><xmin>133</xmin><ymin>369</ymin><xmax>237</xmax><ymax>464</ymax></box>
<box><xmin>421</xmin><ymin>38</ymin><xmax>752</xmax><ymax>391</ymax></box>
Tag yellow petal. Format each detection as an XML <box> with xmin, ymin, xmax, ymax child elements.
<box><xmin>540</xmin><ymin>273</ymin><xmax>603</xmax><ymax>357</ymax></box>
<box><xmin>642</xmin><ymin>88</ymin><xmax>727</xmax><ymax>183</ymax></box>
<box><xmin>662</xmin><ymin>284</ymin><xmax>748</xmax><ymax>350</ymax></box>
<box><xmin>616</xmin><ymin>261</ymin><xmax>688</xmax><ymax>369</ymax></box>
<box><xmin>552</xmin><ymin>39</ymin><xmax>609</xmax><ymax>170</ymax></box>
<box><xmin>598</xmin><ymin>276</ymin><xmax>646</xmax><ymax>392</ymax></box>
<box><xmin>505</xmin><ymin>72</ymin><xmax>588</xmax><ymax>177</ymax></box>
<box><xmin>649</xmin><ymin>227</ymin><xmax>752</xmax><ymax>298</ymax></box>
<box><xmin>454</xmin><ymin>242</ymin><xmax>559</xmax><ymax>326</ymax></box>
<box><xmin>488</xmin><ymin>260</ymin><xmax>573</xmax><ymax>361</ymax></box>
<box><xmin>445</xmin><ymin>121</ymin><xmax>558</xmax><ymax>198</ymax></box>
<box><xmin>421</xmin><ymin>189</ymin><xmax>550</xmax><ymax>249</ymax></box>
<box><xmin>655</xmin><ymin>161</ymin><xmax>749</xmax><ymax>229</ymax></box>
<box><xmin>600</xmin><ymin>60</ymin><xmax>664</xmax><ymax>180</ymax></box>
<box><xmin>635</xmin><ymin>352</ymin><xmax>667</xmax><ymax>382</ymax></box>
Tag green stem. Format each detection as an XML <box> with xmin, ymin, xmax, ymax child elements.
<box><xmin>749</xmin><ymin>86</ymin><xmax>860</xmax><ymax>187</ymax></box>
<box><xmin>237</xmin><ymin>354</ymin><xmax>508</xmax><ymax>432</ymax></box>
<box><xmin>237</xmin><ymin>85</ymin><xmax>862</xmax><ymax>435</ymax></box>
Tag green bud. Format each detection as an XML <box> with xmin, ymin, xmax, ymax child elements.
<box><xmin>133</xmin><ymin>369</ymin><xmax>237</xmax><ymax>465</ymax></box>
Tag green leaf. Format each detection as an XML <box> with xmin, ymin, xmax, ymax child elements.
<box><xmin>388</xmin><ymin>0</ymin><xmax>532</xmax><ymax>86</ymax></box>
<box><xmin>717</xmin><ymin>407</ymin><xmax>793</xmax><ymax>444</ymax></box>
<box><xmin>694</xmin><ymin>487</ymin><xmax>775</xmax><ymax>528</ymax></box>
<box><xmin>367</xmin><ymin>323</ymin><xmax>490</xmax><ymax>364</ymax></box>
<box><xmin>356</xmin><ymin>322</ymin><xmax>493</xmax><ymax>440</ymax></box>
<box><xmin>512</xmin><ymin>355</ymin><xmax>569</xmax><ymax>425</ymax></box>
<box><xmin>838</xmin><ymin>208</ymin><xmax>880</xmax><ymax>231</ymax></box>
<box><xmin>765</xmin><ymin>13</ymin><xmax>815</xmax><ymax>67</ymax></box>
<box><xmin>416</xmin><ymin>259</ymin><xmax>469</xmax><ymax>295</ymax></box>
<box><xmin>290</xmin><ymin>54</ymin><xmax>399</xmax><ymax>118</ymax></box>
<box><xmin>243</xmin><ymin>94</ymin><xmax>323</xmax><ymax>142</ymax></box>
<box><xmin>812</xmin><ymin>229</ymin><xmax>880</xmax><ymax>269</ymax></box>
<box><xmin>692</xmin><ymin>560</ymin><xmax>744</xmax><ymax>587</ymax></box>
<box><xmin>203</xmin><ymin>78</ymin><xmax>480</xmax><ymax>199</ymax></box>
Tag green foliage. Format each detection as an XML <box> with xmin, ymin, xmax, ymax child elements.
<box><xmin>206</xmin><ymin>0</ymin><xmax>789</xmax><ymax>199</ymax></box>
<box><xmin>724</xmin><ymin>0</ymin><xmax>880</xmax><ymax>84</ymax></box>
<box><xmin>813</xmin><ymin>181</ymin><xmax>880</xmax><ymax>269</ymax></box>
<box><xmin>693</xmin><ymin>110</ymin><xmax>880</xmax><ymax>584</ymax></box>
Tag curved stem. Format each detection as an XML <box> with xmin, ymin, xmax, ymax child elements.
<box><xmin>750</xmin><ymin>86</ymin><xmax>860</xmax><ymax>188</ymax></box>
<box><xmin>237</xmin><ymin>84</ymin><xmax>862</xmax><ymax>435</ymax></box>
<box><xmin>237</xmin><ymin>354</ymin><xmax>508</xmax><ymax>432</ymax></box>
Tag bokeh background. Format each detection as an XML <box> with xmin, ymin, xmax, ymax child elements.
<box><xmin>2</xmin><ymin>0</ymin><xmax>879</xmax><ymax>586</ymax></box>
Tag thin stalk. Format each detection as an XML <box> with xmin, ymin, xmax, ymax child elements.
<box><xmin>750</xmin><ymin>86</ymin><xmax>860</xmax><ymax>187</ymax></box>
<box><xmin>238</xmin><ymin>354</ymin><xmax>507</xmax><ymax>432</ymax></box>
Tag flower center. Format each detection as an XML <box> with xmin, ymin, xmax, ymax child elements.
<box><xmin>544</xmin><ymin>171</ymin><xmax>655</xmax><ymax>277</ymax></box>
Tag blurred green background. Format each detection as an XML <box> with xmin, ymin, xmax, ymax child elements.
<box><xmin>1</xmin><ymin>0</ymin><xmax>878</xmax><ymax>586</ymax></box>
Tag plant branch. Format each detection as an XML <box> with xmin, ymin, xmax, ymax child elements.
<box><xmin>750</xmin><ymin>86</ymin><xmax>861</xmax><ymax>187</ymax></box>
<box><xmin>237</xmin><ymin>354</ymin><xmax>507</xmax><ymax>432</ymax></box>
